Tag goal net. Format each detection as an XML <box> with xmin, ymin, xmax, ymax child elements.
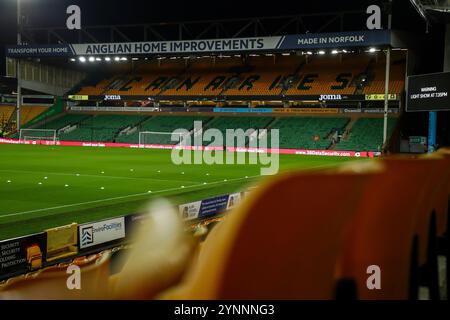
<box><xmin>19</xmin><ymin>129</ymin><xmax>57</xmax><ymax>143</ymax></box>
<box><xmin>139</xmin><ymin>131</ymin><xmax>190</xmax><ymax>146</ymax></box>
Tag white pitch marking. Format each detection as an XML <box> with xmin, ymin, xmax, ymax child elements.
<box><xmin>0</xmin><ymin>169</ymin><xmax>198</xmax><ymax>184</ymax></box>
<box><xmin>0</xmin><ymin>175</ymin><xmax>262</xmax><ymax>219</ymax></box>
<box><xmin>0</xmin><ymin>156</ymin><xmax>344</xmax><ymax>220</ymax></box>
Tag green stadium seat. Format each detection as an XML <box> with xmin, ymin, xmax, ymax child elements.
<box><xmin>335</xmin><ymin>118</ymin><xmax>397</xmax><ymax>152</ymax></box>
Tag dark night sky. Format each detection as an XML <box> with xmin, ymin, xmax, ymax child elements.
<box><xmin>0</xmin><ymin>0</ymin><xmax>446</xmax><ymax>75</ymax></box>
<box><xmin>0</xmin><ymin>0</ymin><xmax>446</xmax><ymax>74</ymax></box>
<box><xmin>0</xmin><ymin>0</ymin><xmax>434</xmax><ymax>41</ymax></box>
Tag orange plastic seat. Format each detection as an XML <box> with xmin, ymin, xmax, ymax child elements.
<box><xmin>0</xmin><ymin>252</ymin><xmax>111</xmax><ymax>300</ymax></box>
<box><xmin>434</xmin><ymin>148</ymin><xmax>450</xmax><ymax>237</ymax></box>
<box><xmin>338</xmin><ymin>156</ymin><xmax>442</xmax><ymax>299</ymax></box>
<box><xmin>159</xmin><ymin>162</ymin><xmax>381</xmax><ymax>300</ymax></box>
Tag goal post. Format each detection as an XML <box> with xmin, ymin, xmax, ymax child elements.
<box><xmin>19</xmin><ymin>129</ymin><xmax>57</xmax><ymax>143</ymax></box>
<box><xmin>138</xmin><ymin>131</ymin><xmax>190</xmax><ymax>146</ymax></box>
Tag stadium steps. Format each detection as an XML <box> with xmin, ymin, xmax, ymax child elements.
<box><xmin>334</xmin><ymin>117</ymin><xmax>398</xmax><ymax>152</ymax></box>
<box><xmin>57</xmin><ymin>114</ymin><xmax>146</xmax><ymax>143</ymax></box>
<box><xmin>8</xmin><ymin>113</ymin><xmax>92</xmax><ymax>139</ymax></box>
<box><xmin>115</xmin><ymin>115</ymin><xmax>212</xmax><ymax>145</ymax></box>
<box><xmin>202</xmin><ymin>116</ymin><xmax>275</xmax><ymax>147</ymax></box>
<box><xmin>279</xmin><ymin>60</ymin><xmax>306</xmax><ymax>95</ymax></box>
<box><xmin>117</xmin><ymin>116</ymin><xmax>153</xmax><ymax>138</ymax></box>
<box><xmin>336</xmin><ymin>118</ymin><xmax>358</xmax><ymax>143</ymax></box>
<box><xmin>269</xmin><ymin>116</ymin><xmax>350</xmax><ymax>150</ymax></box>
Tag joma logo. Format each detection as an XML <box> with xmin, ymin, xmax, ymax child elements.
<box><xmin>319</xmin><ymin>94</ymin><xmax>342</xmax><ymax>101</ymax></box>
<box><xmin>104</xmin><ymin>95</ymin><xmax>122</xmax><ymax>101</ymax></box>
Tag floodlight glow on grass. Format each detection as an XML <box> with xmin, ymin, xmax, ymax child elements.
<box><xmin>0</xmin><ymin>145</ymin><xmax>357</xmax><ymax>240</ymax></box>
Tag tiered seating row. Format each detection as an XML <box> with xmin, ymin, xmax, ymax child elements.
<box><xmin>74</xmin><ymin>54</ymin><xmax>406</xmax><ymax>97</ymax></box>
<box><xmin>335</xmin><ymin>118</ymin><xmax>398</xmax><ymax>152</ymax></box>
<box><xmin>25</xmin><ymin>114</ymin><xmax>398</xmax><ymax>152</ymax></box>
<box><xmin>270</xmin><ymin>117</ymin><xmax>350</xmax><ymax>150</ymax></box>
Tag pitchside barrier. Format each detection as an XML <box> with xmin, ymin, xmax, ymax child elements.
<box><xmin>0</xmin><ymin>192</ymin><xmax>245</xmax><ymax>282</ymax></box>
<box><xmin>0</xmin><ymin>138</ymin><xmax>378</xmax><ymax>158</ymax></box>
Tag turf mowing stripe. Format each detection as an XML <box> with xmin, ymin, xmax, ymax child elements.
<box><xmin>0</xmin><ymin>175</ymin><xmax>261</xmax><ymax>219</ymax></box>
<box><xmin>0</xmin><ymin>169</ymin><xmax>200</xmax><ymax>184</ymax></box>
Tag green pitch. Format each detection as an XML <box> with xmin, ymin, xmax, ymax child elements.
<box><xmin>0</xmin><ymin>144</ymin><xmax>360</xmax><ymax>240</ymax></box>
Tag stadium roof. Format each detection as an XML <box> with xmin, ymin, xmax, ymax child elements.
<box><xmin>410</xmin><ymin>0</ymin><xmax>450</xmax><ymax>22</ymax></box>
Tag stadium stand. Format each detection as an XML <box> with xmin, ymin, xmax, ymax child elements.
<box><xmin>363</xmin><ymin>57</ymin><xmax>406</xmax><ymax>94</ymax></box>
<box><xmin>0</xmin><ymin>106</ymin><xmax>14</xmax><ymax>124</ymax></box>
<box><xmin>21</xmin><ymin>113</ymin><xmax>399</xmax><ymax>152</ymax></box>
<box><xmin>270</xmin><ymin>116</ymin><xmax>350</xmax><ymax>150</ymax></box>
<box><xmin>73</xmin><ymin>53</ymin><xmax>406</xmax><ymax>98</ymax></box>
<box><xmin>19</xmin><ymin>106</ymin><xmax>48</xmax><ymax>126</ymax></box>
<box><xmin>334</xmin><ymin>118</ymin><xmax>398</xmax><ymax>152</ymax></box>
<box><xmin>59</xmin><ymin>114</ymin><xmax>146</xmax><ymax>142</ymax></box>
<box><xmin>116</xmin><ymin>115</ymin><xmax>212</xmax><ymax>145</ymax></box>
<box><xmin>203</xmin><ymin>116</ymin><xmax>274</xmax><ymax>146</ymax></box>
<box><xmin>40</xmin><ymin>113</ymin><xmax>92</xmax><ymax>130</ymax></box>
